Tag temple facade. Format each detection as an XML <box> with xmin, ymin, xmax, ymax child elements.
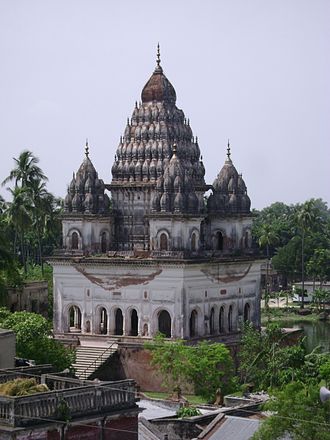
<box><xmin>50</xmin><ymin>48</ymin><xmax>262</xmax><ymax>342</ymax></box>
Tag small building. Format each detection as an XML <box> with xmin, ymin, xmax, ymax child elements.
<box><xmin>293</xmin><ymin>281</ymin><xmax>330</xmax><ymax>303</ymax></box>
<box><xmin>7</xmin><ymin>280</ymin><xmax>48</xmax><ymax>317</ymax></box>
<box><xmin>0</xmin><ymin>329</ymin><xmax>15</xmax><ymax>369</ymax></box>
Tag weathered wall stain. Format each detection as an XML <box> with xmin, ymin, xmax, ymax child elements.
<box><xmin>201</xmin><ymin>263</ymin><xmax>252</xmax><ymax>283</ymax></box>
<box><xmin>73</xmin><ymin>264</ymin><xmax>162</xmax><ymax>291</ymax></box>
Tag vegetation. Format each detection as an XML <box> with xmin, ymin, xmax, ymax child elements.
<box><xmin>253</xmin><ymin>199</ymin><xmax>330</xmax><ymax>295</ymax></box>
<box><xmin>1</xmin><ymin>150</ymin><xmax>62</xmax><ymax>275</ymax></box>
<box><xmin>145</xmin><ymin>334</ymin><xmax>236</xmax><ymax>401</ymax></box>
<box><xmin>0</xmin><ymin>308</ymin><xmax>75</xmax><ymax>370</ymax></box>
<box><xmin>252</xmin><ymin>382</ymin><xmax>330</xmax><ymax>440</ymax></box>
<box><xmin>0</xmin><ymin>378</ymin><xmax>49</xmax><ymax>396</ymax></box>
<box><xmin>176</xmin><ymin>406</ymin><xmax>201</xmax><ymax>418</ymax></box>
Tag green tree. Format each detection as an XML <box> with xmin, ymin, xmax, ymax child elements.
<box><xmin>145</xmin><ymin>335</ymin><xmax>235</xmax><ymax>401</ymax></box>
<box><xmin>258</xmin><ymin>224</ymin><xmax>279</xmax><ymax>309</ymax></box>
<box><xmin>2</xmin><ymin>150</ymin><xmax>47</xmax><ymax>189</ymax></box>
<box><xmin>0</xmin><ymin>310</ymin><xmax>75</xmax><ymax>370</ymax></box>
<box><xmin>296</xmin><ymin>200</ymin><xmax>322</xmax><ymax>308</ymax></box>
<box><xmin>307</xmin><ymin>248</ymin><xmax>330</xmax><ymax>288</ymax></box>
<box><xmin>239</xmin><ymin>322</ymin><xmax>306</xmax><ymax>389</ymax></box>
<box><xmin>252</xmin><ymin>382</ymin><xmax>330</xmax><ymax>440</ymax></box>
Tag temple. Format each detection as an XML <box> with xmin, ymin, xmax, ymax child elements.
<box><xmin>49</xmin><ymin>47</ymin><xmax>262</xmax><ymax>348</ymax></box>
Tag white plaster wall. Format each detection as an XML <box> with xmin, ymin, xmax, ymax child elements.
<box><xmin>209</xmin><ymin>216</ymin><xmax>252</xmax><ymax>249</ymax></box>
<box><xmin>52</xmin><ymin>258</ymin><xmax>262</xmax><ymax>340</ymax></box>
<box><xmin>62</xmin><ymin>217</ymin><xmax>112</xmax><ymax>251</ymax></box>
<box><xmin>149</xmin><ymin>217</ymin><xmax>202</xmax><ymax>251</ymax></box>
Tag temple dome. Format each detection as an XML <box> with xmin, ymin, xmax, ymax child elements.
<box><xmin>141</xmin><ymin>66</ymin><xmax>177</xmax><ymax>104</ymax></box>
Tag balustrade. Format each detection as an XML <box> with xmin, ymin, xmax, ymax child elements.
<box><xmin>0</xmin><ymin>377</ymin><xmax>137</xmax><ymax>427</ymax></box>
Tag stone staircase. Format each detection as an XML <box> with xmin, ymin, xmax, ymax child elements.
<box><xmin>73</xmin><ymin>343</ymin><xmax>118</xmax><ymax>380</ymax></box>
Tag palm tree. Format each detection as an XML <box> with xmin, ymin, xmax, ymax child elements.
<box><xmin>6</xmin><ymin>187</ymin><xmax>32</xmax><ymax>273</ymax></box>
<box><xmin>2</xmin><ymin>150</ymin><xmax>47</xmax><ymax>189</ymax></box>
<box><xmin>258</xmin><ymin>224</ymin><xmax>279</xmax><ymax>310</ymax></box>
<box><xmin>29</xmin><ymin>178</ymin><xmax>54</xmax><ymax>274</ymax></box>
<box><xmin>296</xmin><ymin>200</ymin><xmax>318</xmax><ymax>309</ymax></box>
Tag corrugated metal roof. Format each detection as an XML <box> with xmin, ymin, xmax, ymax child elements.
<box><xmin>208</xmin><ymin>416</ymin><xmax>260</xmax><ymax>440</ymax></box>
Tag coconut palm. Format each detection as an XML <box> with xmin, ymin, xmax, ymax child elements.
<box><xmin>6</xmin><ymin>187</ymin><xmax>33</xmax><ymax>273</ymax></box>
<box><xmin>258</xmin><ymin>224</ymin><xmax>279</xmax><ymax>310</ymax></box>
<box><xmin>296</xmin><ymin>200</ymin><xmax>319</xmax><ymax>308</ymax></box>
<box><xmin>2</xmin><ymin>150</ymin><xmax>47</xmax><ymax>189</ymax></box>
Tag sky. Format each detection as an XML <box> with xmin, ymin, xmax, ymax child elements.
<box><xmin>0</xmin><ymin>0</ymin><xmax>329</xmax><ymax>210</ymax></box>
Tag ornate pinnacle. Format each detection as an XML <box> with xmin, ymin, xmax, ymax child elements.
<box><xmin>157</xmin><ymin>43</ymin><xmax>161</xmax><ymax>67</ymax></box>
<box><xmin>227</xmin><ymin>139</ymin><xmax>231</xmax><ymax>160</ymax></box>
<box><xmin>85</xmin><ymin>139</ymin><xmax>89</xmax><ymax>157</ymax></box>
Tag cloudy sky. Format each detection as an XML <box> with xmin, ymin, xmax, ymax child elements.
<box><xmin>0</xmin><ymin>0</ymin><xmax>329</xmax><ymax>210</ymax></box>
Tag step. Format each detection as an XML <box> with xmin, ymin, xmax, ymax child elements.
<box><xmin>72</xmin><ymin>344</ymin><xmax>118</xmax><ymax>380</ymax></box>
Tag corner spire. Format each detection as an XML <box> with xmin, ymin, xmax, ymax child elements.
<box><xmin>85</xmin><ymin>139</ymin><xmax>89</xmax><ymax>158</ymax></box>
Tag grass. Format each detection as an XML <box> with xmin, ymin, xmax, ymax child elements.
<box><xmin>261</xmin><ymin>307</ymin><xmax>320</xmax><ymax>325</ymax></box>
<box><xmin>143</xmin><ymin>391</ymin><xmax>207</xmax><ymax>405</ymax></box>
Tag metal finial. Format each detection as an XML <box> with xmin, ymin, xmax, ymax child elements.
<box><xmin>227</xmin><ymin>139</ymin><xmax>231</xmax><ymax>160</ymax></box>
<box><xmin>157</xmin><ymin>43</ymin><xmax>161</xmax><ymax>67</ymax></box>
<box><xmin>85</xmin><ymin>139</ymin><xmax>89</xmax><ymax>157</ymax></box>
<box><xmin>172</xmin><ymin>143</ymin><xmax>177</xmax><ymax>156</ymax></box>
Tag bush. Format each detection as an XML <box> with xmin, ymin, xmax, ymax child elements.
<box><xmin>176</xmin><ymin>406</ymin><xmax>201</xmax><ymax>418</ymax></box>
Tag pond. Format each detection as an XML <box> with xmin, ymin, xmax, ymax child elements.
<box><xmin>278</xmin><ymin>319</ymin><xmax>330</xmax><ymax>353</ymax></box>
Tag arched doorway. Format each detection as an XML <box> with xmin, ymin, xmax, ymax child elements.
<box><xmin>158</xmin><ymin>310</ymin><xmax>171</xmax><ymax>338</ymax></box>
<box><xmin>244</xmin><ymin>231</ymin><xmax>249</xmax><ymax>248</ymax></box>
<box><xmin>101</xmin><ymin>232</ymin><xmax>107</xmax><ymax>253</ymax></box>
<box><xmin>216</xmin><ymin>232</ymin><xmax>223</xmax><ymax>251</ymax></box>
<box><xmin>160</xmin><ymin>233</ymin><xmax>168</xmax><ymax>251</ymax></box>
<box><xmin>130</xmin><ymin>309</ymin><xmax>138</xmax><ymax>336</ymax></box>
<box><xmin>210</xmin><ymin>307</ymin><xmax>215</xmax><ymax>335</ymax></box>
<box><xmin>189</xmin><ymin>310</ymin><xmax>198</xmax><ymax>337</ymax></box>
<box><xmin>71</xmin><ymin>232</ymin><xmax>79</xmax><ymax>250</ymax></box>
<box><xmin>191</xmin><ymin>233</ymin><xmax>197</xmax><ymax>251</ymax></box>
<box><xmin>99</xmin><ymin>307</ymin><xmax>108</xmax><ymax>334</ymax></box>
<box><xmin>244</xmin><ymin>303</ymin><xmax>250</xmax><ymax>322</ymax></box>
<box><xmin>68</xmin><ymin>305</ymin><xmax>81</xmax><ymax>332</ymax></box>
<box><xmin>115</xmin><ymin>309</ymin><xmax>123</xmax><ymax>335</ymax></box>
<box><xmin>219</xmin><ymin>306</ymin><xmax>224</xmax><ymax>333</ymax></box>
<box><xmin>228</xmin><ymin>305</ymin><xmax>233</xmax><ymax>332</ymax></box>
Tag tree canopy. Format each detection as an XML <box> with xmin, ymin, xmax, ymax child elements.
<box><xmin>145</xmin><ymin>335</ymin><xmax>236</xmax><ymax>401</ymax></box>
<box><xmin>0</xmin><ymin>308</ymin><xmax>75</xmax><ymax>371</ymax></box>
<box><xmin>253</xmin><ymin>198</ymin><xmax>330</xmax><ymax>288</ymax></box>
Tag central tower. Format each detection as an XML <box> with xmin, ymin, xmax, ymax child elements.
<box><xmin>110</xmin><ymin>46</ymin><xmax>207</xmax><ymax>250</ymax></box>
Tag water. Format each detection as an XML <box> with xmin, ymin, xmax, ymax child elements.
<box><xmin>278</xmin><ymin>319</ymin><xmax>330</xmax><ymax>353</ymax></box>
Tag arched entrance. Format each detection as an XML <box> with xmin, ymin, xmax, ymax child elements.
<box><xmin>216</xmin><ymin>231</ymin><xmax>223</xmax><ymax>251</ymax></box>
<box><xmin>130</xmin><ymin>309</ymin><xmax>138</xmax><ymax>336</ymax></box>
<box><xmin>244</xmin><ymin>303</ymin><xmax>250</xmax><ymax>322</ymax></box>
<box><xmin>99</xmin><ymin>307</ymin><xmax>108</xmax><ymax>334</ymax></box>
<box><xmin>189</xmin><ymin>309</ymin><xmax>198</xmax><ymax>337</ymax></box>
<box><xmin>101</xmin><ymin>232</ymin><xmax>107</xmax><ymax>253</ymax></box>
<box><xmin>219</xmin><ymin>306</ymin><xmax>224</xmax><ymax>333</ymax></box>
<box><xmin>191</xmin><ymin>233</ymin><xmax>197</xmax><ymax>251</ymax></box>
<box><xmin>71</xmin><ymin>232</ymin><xmax>79</xmax><ymax>250</ymax></box>
<box><xmin>158</xmin><ymin>310</ymin><xmax>171</xmax><ymax>338</ymax></box>
<box><xmin>160</xmin><ymin>233</ymin><xmax>168</xmax><ymax>251</ymax></box>
<box><xmin>68</xmin><ymin>305</ymin><xmax>81</xmax><ymax>332</ymax></box>
<box><xmin>228</xmin><ymin>305</ymin><xmax>233</xmax><ymax>332</ymax></box>
<box><xmin>115</xmin><ymin>309</ymin><xmax>123</xmax><ymax>335</ymax></box>
<box><xmin>210</xmin><ymin>307</ymin><xmax>215</xmax><ymax>335</ymax></box>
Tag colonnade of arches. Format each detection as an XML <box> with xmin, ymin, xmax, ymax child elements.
<box><xmin>189</xmin><ymin>302</ymin><xmax>251</xmax><ymax>338</ymax></box>
<box><xmin>67</xmin><ymin>305</ymin><xmax>172</xmax><ymax>338</ymax></box>
<box><xmin>67</xmin><ymin>302</ymin><xmax>251</xmax><ymax>339</ymax></box>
